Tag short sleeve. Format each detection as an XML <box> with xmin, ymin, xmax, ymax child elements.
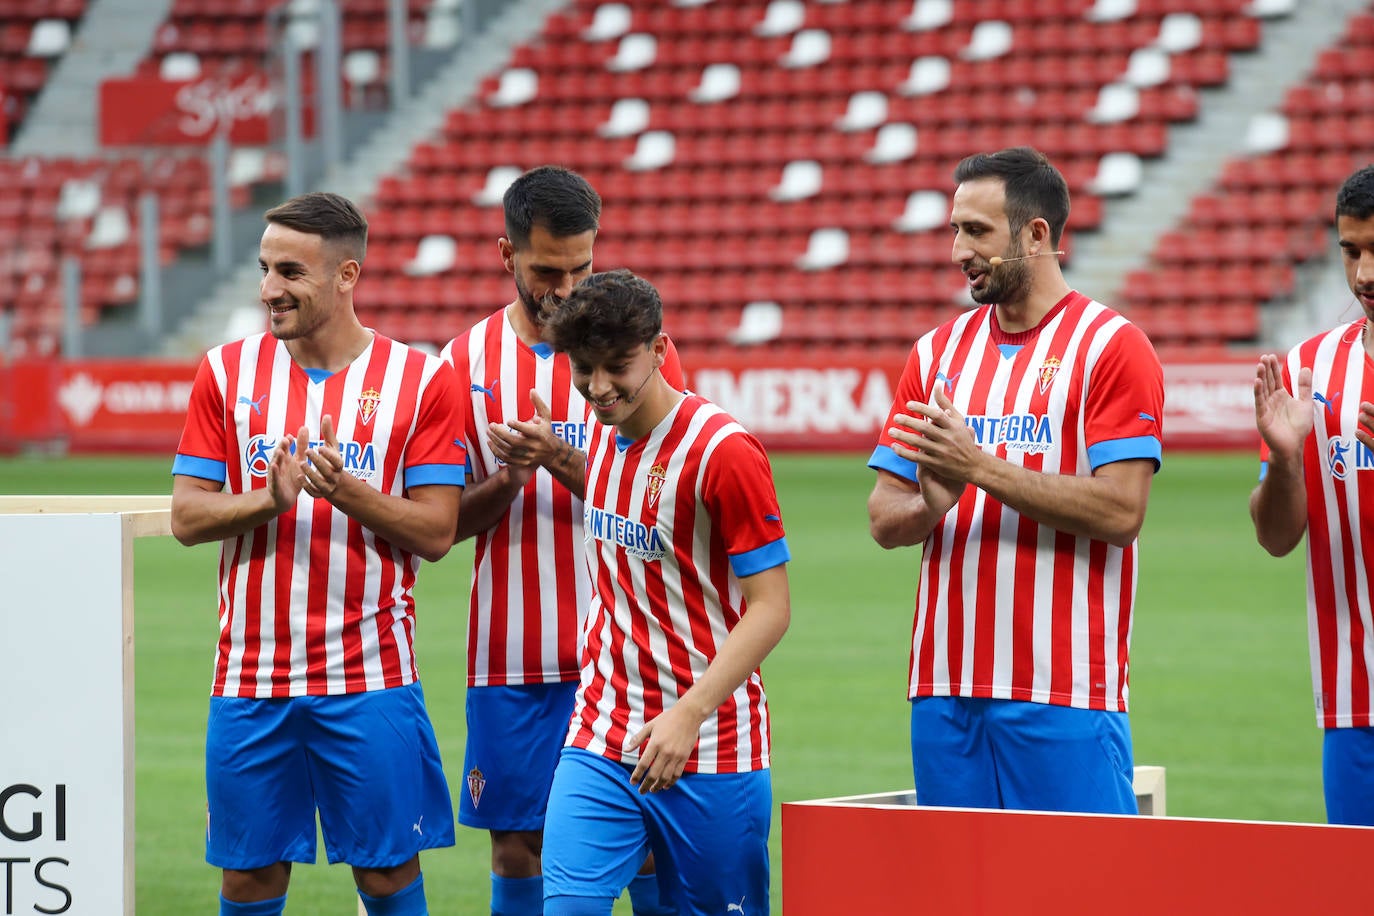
<box><xmin>1083</xmin><ymin>322</ymin><xmax>1164</xmax><ymax>471</ymax></box>
<box><xmin>701</xmin><ymin>431</ymin><xmax>790</xmax><ymax>577</ymax></box>
<box><xmin>868</xmin><ymin>342</ymin><xmax>926</xmax><ymax>483</ymax></box>
<box><xmin>403</xmin><ymin>360</ymin><xmax>469</xmax><ymax>489</ymax></box>
<box><xmin>172</xmin><ymin>356</ymin><xmax>228</xmax><ymax>484</ymax></box>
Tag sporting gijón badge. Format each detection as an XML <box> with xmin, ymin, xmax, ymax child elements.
<box><xmin>467</xmin><ymin>767</ymin><xmax>485</xmax><ymax>807</ymax></box>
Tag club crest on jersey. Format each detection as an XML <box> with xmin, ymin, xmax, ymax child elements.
<box><xmin>357</xmin><ymin>388</ymin><xmax>382</xmax><ymax>426</ymax></box>
<box><xmin>1038</xmin><ymin>356</ymin><xmax>1061</xmax><ymax>395</ymax></box>
<box><xmin>466</xmin><ymin>767</ymin><xmax>486</xmax><ymax>808</ymax></box>
<box><xmin>646</xmin><ymin>463</ymin><xmax>667</xmax><ymax>507</ymax></box>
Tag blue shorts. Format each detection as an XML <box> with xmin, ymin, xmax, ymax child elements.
<box><xmin>205</xmin><ymin>682</ymin><xmax>455</xmax><ymax>869</ymax></box>
<box><xmin>910</xmin><ymin>696</ymin><xmax>1137</xmax><ymax>814</ymax></box>
<box><xmin>459</xmin><ymin>681</ymin><xmax>578</xmax><ymax>831</ymax></box>
<box><xmin>1323</xmin><ymin>726</ymin><xmax>1374</xmax><ymax>825</ymax></box>
<box><xmin>543</xmin><ymin>747</ymin><xmax>771</xmax><ymax>916</ymax></box>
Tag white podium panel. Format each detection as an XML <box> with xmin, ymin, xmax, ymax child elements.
<box><xmin>0</xmin><ymin>497</ymin><xmax>170</xmax><ymax>916</ymax></box>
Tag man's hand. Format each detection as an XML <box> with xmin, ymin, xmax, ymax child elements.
<box><xmin>488</xmin><ymin>391</ymin><xmax>558</xmax><ymax>468</ymax></box>
<box><xmin>1254</xmin><ymin>355</ymin><xmax>1313</xmax><ymax>464</ymax></box>
<box><xmin>1358</xmin><ymin>401</ymin><xmax>1374</xmax><ymax>453</ymax></box>
<box><xmin>891</xmin><ymin>385</ymin><xmax>984</xmax><ymax>486</ymax></box>
<box><xmin>627</xmin><ymin>704</ymin><xmax>705</xmax><ymax>795</ymax></box>
<box><xmin>267</xmin><ymin>426</ymin><xmax>309</xmax><ymax>511</ymax></box>
<box><xmin>301</xmin><ymin>415</ymin><xmax>350</xmax><ymax>501</ymax></box>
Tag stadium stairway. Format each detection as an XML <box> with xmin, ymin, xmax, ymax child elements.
<box><xmin>10</xmin><ymin>0</ymin><xmax>175</xmax><ymax>157</ymax></box>
<box><xmin>162</xmin><ymin>0</ymin><xmax>573</xmax><ymax>357</ymax></box>
<box><xmin>1063</xmin><ymin>0</ymin><xmax>1368</xmax><ymax>347</ymax></box>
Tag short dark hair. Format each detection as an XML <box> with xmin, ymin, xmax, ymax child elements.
<box><xmin>264</xmin><ymin>191</ymin><xmax>368</xmax><ymax>262</ymax></box>
<box><xmin>545</xmin><ymin>269</ymin><xmax>661</xmax><ymax>356</ymax></box>
<box><xmin>1336</xmin><ymin>164</ymin><xmax>1374</xmax><ymax>222</ymax></box>
<box><xmin>503</xmin><ymin>165</ymin><xmax>601</xmax><ymax>250</ymax></box>
<box><xmin>953</xmin><ymin>146</ymin><xmax>1071</xmax><ymax>246</ymax></box>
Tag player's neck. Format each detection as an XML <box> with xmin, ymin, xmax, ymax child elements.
<box><xmin>506</xmin><ymin>300</ymin><xmax>546</xmax><ymax>348</ymax></box>
<box><xmin>286</xmin><ymin>318</ymin><xmax>372</xmax><ymax>373</ymax></box>
<box><xmin>995</xmin><ymin>279</ymin><xmax>1072</xmax><ymax>334</ymax></box>
<box><xmin>615</xmin><ymin>379</ymin><xmax>682</xmax><ymax>441</ymax></box>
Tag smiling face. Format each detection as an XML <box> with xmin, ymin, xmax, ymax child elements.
<box><xmin>258</xmin><ymin>222</ymin><xmax>355</xmax><ymax>341</ymax></box>
<box><xmin>1338</xmin><ymin>213</ymin><xmax>1374</xmax><ymax>325</ymax></box>
<box><xmin>502</xmin><ymin>223</ymin><xmax>596</xmax><ymax>332</ymax></box>
<box><xmin>949</xmin><ymin>177</ymin><xmax>1033</xmax><ymax>307</ymax></box>
<box><xmin>568</xmin><ymin>334</ymin><xmax>669</xmax><ymax>439</ymax></box>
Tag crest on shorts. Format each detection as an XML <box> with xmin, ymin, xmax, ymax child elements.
<box><xmin>1037</xmin><ymin>356</ymin><xmax>1061</xmax><ymax>395</ymax></box>
<box><xmin>646</xmin><ymin>463</ymin><xmax>667</xmax><ymax>508</ymax></box>
<box><xmin>466</xmin><ymin>767</ymin><xmax>486</xmax><ymax>808</ymax></box>
<box><xmin>357</xmin><ymin>387</ymin><xmax>382</xmax><ymax>426</ymax></box>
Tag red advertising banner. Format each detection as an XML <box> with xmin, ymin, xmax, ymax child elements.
<box><xmin>0</xmin><ymin>359</ymin><xmax>197</xmax><ymax>453</ymax></box>
<box><xmin>0</xmin><ymin>354</ymin><xmax>1261</xmax><ymax>455</ymax></box>
<box><xmin>98</xmin><ymin>71</ymin><xmax>280</xmax><ymax>147</ymax></box>
<box><xmin>1161</xmin><ymin>357</ymin><xmax>1261</xmax><ymax>451</ymax></box>
<box><xmin>686</xmin><ymin>351</ymin><xmax>1261</xmax><ymax>452</ymax></box>
<box><xmin>687</xmin><ymin>355</ymin><xmax>907</xmax><ymax>452</ymax></box>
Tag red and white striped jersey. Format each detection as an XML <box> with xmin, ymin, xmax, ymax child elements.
<box><xmin>173</xmin><ymin>331</ymin><xmax>468</xmax><ymax>698</ymax></box>
<box><xmin>441</xmin><ymin>308</ymin><xmax>687</xmax><ymax>688</ymax></box>
<box><xmin>1269</xmin><ymin>319</ymin><xmax>1374</xmax><ymax>727</ymax></box>
<box><xmin>442</xmin><ymin>310</ymin><xmax>591</xmax><ymax>687</ymax></box>
<box><xmin>869</xmin><ymin>292</ymin><xmax>1164</xmax><ymax>712</ymax></box>
<box><xmin>567</xmin><ymin>394</ymin><xmax>790</xmax><ymax>773</ymax></box>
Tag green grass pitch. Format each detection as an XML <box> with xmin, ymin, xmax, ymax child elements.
<box><xmin>0</xmin><ymin>451</ymin><xmax>1318</xmax><ymax>913</ymax></box>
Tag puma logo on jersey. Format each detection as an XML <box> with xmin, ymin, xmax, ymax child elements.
<box><xmin>238</xmin><ymin>393</ymin><xmax>267</xmax><ymax>416</ymax></box>
<box><xmin>935</xmin><ymin>371</ymin><xmax>961</xmax><ymax>393</ymax></box>
<box><xmin>412</xmin><ymin>816</ymin><xmax>423</xmax><ymax>835</ymax></box>
<box><xmin>727</xmin><ymin>897</ymin><xmax>746</xmax><ymax>914</ymax></box>
<box><xmin>1313</xmin><ymin>390</ymin><xmax>1340</xmax><ymax>415</ymax></box>
<box><xmin>471</xmin><ymin>379</ymin><xmax>499</xmax><ymax>401</ymax></box>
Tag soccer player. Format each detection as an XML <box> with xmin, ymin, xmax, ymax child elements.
<box><xmin>1251</xmin><ymin>162</ymin><xmax>1374</xmax><ymax>826</ymax></box>
<box><xmin>539</xmin><ymin>269</ymin><xmax>791</xmax><ymax>916</ymax></box>
<box><xmin>866</xmin><ymin>147</ymin><xmax>1164</xmax><ymax>814</ymax></box>
<box><xmin>170</xmin><ymin>192</ymin><xmax>465</xmax><ymax>916</ymax></box>
<box><xmin>440</xmin><ymin>166</ymin><xmax>679</xmax><ymax>916</ymax></box>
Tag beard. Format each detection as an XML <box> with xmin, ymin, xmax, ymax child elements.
<box><xmin>514</xmin><ymin>274</ymin><xmax>563</xmax><ymax>328</ymax></box>
<box><xmin>266</xmin><ymin>294</ymin><xmax>308</xmax><ymax>339</ymax></box>
<box><xmin>972</xmin><ymin>244</ymin><xmax>1031</xmax><ymax>305</ymax></box>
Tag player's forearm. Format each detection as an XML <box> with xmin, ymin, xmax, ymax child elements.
<box><xmin>868</xmin><ymin>485</ymin><xmax>945</xmax><ymax>548</ymax></box>
<box><xmin>971</xmin><ymin>457</ymin><xmax>1151</xmax><ymax>548</ymax></box>
<box><xmin>453</xmin><ymin>468</ymin><xmax>525</xmax><ymax>541</ymax></box>
<box><xmin>328</xmin><ymin>482</ymin><xmax>460</xmax><ymax>562</ymax></box>
<box><xmin>170</xmin><ymin>485</ymin><xmax>284</xmax><ymax>546</ymax></box>
<box><xmin>542</xmin><ymin>440</ymin><xmax>586</xmax><ymax>498</ymax></box>
<box><xmin>1250</xmin><ymin>462</ymin><xmax>1307</xmax><ymax>557</ymax></box>
<box><xmin>672</xmin><ymin>568</ymin><xmax>791</xmax><ymax>725</ymax></box>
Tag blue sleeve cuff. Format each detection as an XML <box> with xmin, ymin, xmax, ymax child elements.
<box><xmin>1087</xmin><ymin>436</ymin><xmax>1162</xmax><ymax>472</ymax></box>
<box><xmin>405</xmin><ymin>463</ymin><xmax>467</xmax><ymax>488</ymax></box>
<box><xmin>867</xmin><ymin>445</ymin><xmax>918</xmax><ymax>483</ymax></box>
<box><xmin>172</xmin><ymin>454</ymin><xmax>226</xmax><ymax>483</ymax></box>
<box><xmin>729</xmin><ymin>537</ymin><xmax>791</xmax><ymax>578</ymax></box>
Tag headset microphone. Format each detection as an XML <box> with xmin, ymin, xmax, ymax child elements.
<box><xmin>623</xmin><ymin>366</ymin><xmax>658</xmax><ymax>404</ymax></box>
<box><xmin>988</xmin><ymin>250</ymin><xmax>1066</xmax><ymax>266</ymax></box>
